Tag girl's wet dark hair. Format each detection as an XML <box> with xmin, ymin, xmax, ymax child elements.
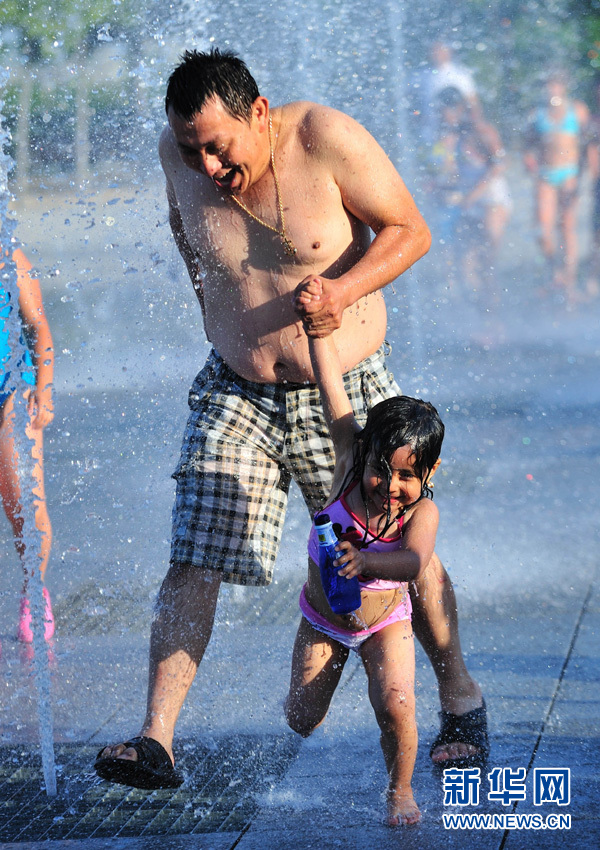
<box><xmin>165</xmin><ymin>48</ymin><xmax>260</xmax><ymax>123</ymax></box>
<box><xmin>342</xmin><ymin>396</ymin><xmax>445</xmax><ymax>542</ymax></box>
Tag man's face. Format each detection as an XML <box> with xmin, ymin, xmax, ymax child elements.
<box><xmin>168</xmin><ymin>96</ymin><xmax>267</xmax><ymax>194</ymax></box>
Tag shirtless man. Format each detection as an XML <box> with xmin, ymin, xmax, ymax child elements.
<box><xmin>95</xmin><ymin>48</ymin><xmax>486</xmax><ymax>790</ymax></box>
<box><xmin>524</xmin><ymin>71</ymin><xmax>590</xmax><ymax>301</ymax></box>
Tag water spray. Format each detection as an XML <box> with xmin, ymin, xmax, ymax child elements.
<box><xmin>0</xmin><ymin>62</ymin><xmax>57</xmax><ymax>797</ymax></box>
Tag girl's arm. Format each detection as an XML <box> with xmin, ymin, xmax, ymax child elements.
<box><xmin>298</xmin><ymin>278</ymin><xmax>361</xmax><ymax>458</ymax></box>
<box><xmin>334</xmin><ymin>498</ymin><xmax>440</xmax><ymax>583</ymax></box>
<box><xmin>14</xmin><ymin>249</ymin><xmax>54</xmax><ymax>429</ymax></box>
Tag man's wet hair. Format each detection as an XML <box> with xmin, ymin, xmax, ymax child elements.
<box><xmin>165</xmin><ymin>48</ymin><xmax>260</xmax><ymax>123</ymax></box>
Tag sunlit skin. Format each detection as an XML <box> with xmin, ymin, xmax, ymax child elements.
<box><xmin>159</xmin><ymin>95</ymin><xmax>430</xmax><ymax>383</ymax></box>
<box><xmin>360</xmin><ymin>446</ymin><xmax>430</xmax><ymax>526</ymax></box>
<box><xmin>295</xmin><ymin>279</ymin><xmax>481</xmax><ymax>767</ymax></box>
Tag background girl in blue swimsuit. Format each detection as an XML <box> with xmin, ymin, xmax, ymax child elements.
<box><xmin>0</xmin><ymin>246</ymin><xmax>54</xmax><ymax>642</ymax></box>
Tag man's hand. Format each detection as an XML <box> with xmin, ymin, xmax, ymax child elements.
<box><xmin>292</xmin><ymin>275</ymin><xmax>348</xmax><ymax>337</ymax></box>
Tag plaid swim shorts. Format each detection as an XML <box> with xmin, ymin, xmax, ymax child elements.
<box><xmin>170</xmin><ymin>343</ymin><xmax>401</xmax><ymax>586</ymax></box>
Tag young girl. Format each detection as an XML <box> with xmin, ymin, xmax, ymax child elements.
<box><xmin>284</xmin><ymin>285</ymin><xmax>444</xmax><ymax>826</ymax></box>
<box><xmin>0</xmin><ymin>245</ymin><xmax>54</xmax><ymax>642</ymax></box>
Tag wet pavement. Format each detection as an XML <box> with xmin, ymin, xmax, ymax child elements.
<box><xmin>0</xmin><ymin>579</ymin><xmax>597</xmax><ymax>848</ymax></box>
<box><xmin>0</xmin><ymin>162</ymin><xmax>599</xmax><ymax>847</ymax></box>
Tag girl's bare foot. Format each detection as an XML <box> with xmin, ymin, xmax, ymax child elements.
<box><xmin>386</xmin><ymin>790</ymin><xmax>421</xmax><ymax>826</ymax></box>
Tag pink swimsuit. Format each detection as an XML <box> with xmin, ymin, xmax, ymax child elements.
<box><xmin>301</xmin><ymin>482</ymin><xmax>412</xmax><ymax>652</ymax></box>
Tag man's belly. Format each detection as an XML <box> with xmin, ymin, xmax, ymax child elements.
<box><xmin>205</xmin><ymin>290</ymin><xmax>388</xmax><ymax>384</ymax></box>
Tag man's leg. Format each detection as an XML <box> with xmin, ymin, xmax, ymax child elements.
<box><xmin>409</xmin><ymin>554</ymin><xmax>484</xmax><ymax>763</ymax></box>
<box><xmin>97</xmin><ymin>353</ymin><xmax>291</xmax><ymax>782</ymax></box>
<box><xmin>97</xmin><ymin>562</ymin><xmax>222</xmax><ymax>766</ymax></box>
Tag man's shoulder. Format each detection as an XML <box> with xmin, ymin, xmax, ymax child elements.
<box><xmin>282</xmin><ymin>101</ymin><xmax>365</xmax><ymax>156</ymax></box>
<box><xmin>283</xmin><ymin>100</ymin><xmax>338</xmax><ymax>134</ymax></box>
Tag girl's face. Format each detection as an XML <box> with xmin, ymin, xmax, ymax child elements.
<box><xmin>363</xmin><ymin>444</ymin><xmax>425</xmax><ymax>517</ymax></box>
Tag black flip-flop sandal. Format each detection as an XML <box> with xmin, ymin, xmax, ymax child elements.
<box><xmin>94</xmin><ymin>736</ymin><xmax>183</xmax><ymax>790</ymax></box>
<box><xmin>430</xmin><ymin>699</ymin><xmax>490</xmax><ymax>769</ymax></box>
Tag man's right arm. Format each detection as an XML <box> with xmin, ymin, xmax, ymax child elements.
<box><xmin>293</xmin><ymin>105</ymin><xmax>431</xmax><ymax>337</ymax></box>
<box><xmin>159</xmin><ymin>128</ymin><xmax>208</xmax><ymax>327</ymax></box>
<box><xmin>167</xmin><ymin>191</ymin><xmax>206</xmax><ymax>314</ymax></box>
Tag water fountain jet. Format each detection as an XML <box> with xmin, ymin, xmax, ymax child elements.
<box><xmin>0</xmin><ymin>61</ymin><xmax>57</xmax><ymax>798</ymax></box>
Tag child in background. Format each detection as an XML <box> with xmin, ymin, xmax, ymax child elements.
<box><xmin>0</xmin><ymin>246</ymin><xmax>54</xmax><ymax>641</ymax></box>
<box><xmin>284</xmin><ymin>279</ymin><xmax>445</xmax><ymax>826</ymax></box>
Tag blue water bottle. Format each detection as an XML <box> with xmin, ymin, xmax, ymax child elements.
<box><xmin>315</xmin><ymin>513</ymin><xmax>361</xmax><ymax>615</ymax></box>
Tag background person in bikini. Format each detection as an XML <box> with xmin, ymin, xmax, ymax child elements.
<box><xmin>523</xmin><ymin>69</ymin><xmax>590</xmax><ymax>302</ymax></box>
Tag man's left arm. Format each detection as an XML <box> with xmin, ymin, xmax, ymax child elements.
<box><xmin>294</xmin><ymin>106</ymin><xmax>431</xmax><ymax>336</ymax></box>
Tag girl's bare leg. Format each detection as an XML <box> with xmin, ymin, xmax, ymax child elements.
<box><xmin>285</xmin><ymin>617</ymin><xmax>349</xmax><ymax>737</ymax></box>
<box><xmin>360</xmin><ymin>619</ymin><xmax>420</xmax><ymax>826</ymax></box>
<box><xmin>0</xmin><ymin>392</ymin><xmax>51</xmax><ymax>587</ymax></box>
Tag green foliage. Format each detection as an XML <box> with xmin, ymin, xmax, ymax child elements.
<box><xmin>0</xmin><ymin>0</ymin><xmax>137</xmax><ymax>59</ymax></box>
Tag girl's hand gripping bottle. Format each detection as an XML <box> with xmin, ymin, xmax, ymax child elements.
<box><xmin>315</xmin><ymin>513</ymin><xmax>361</xmax><ymax>615</ymax></box>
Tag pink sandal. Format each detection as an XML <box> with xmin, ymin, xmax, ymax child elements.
<box><xmin>17</xmin><ymin>587</ymin><xmax>54</xmax><ymax>642</ymax></box>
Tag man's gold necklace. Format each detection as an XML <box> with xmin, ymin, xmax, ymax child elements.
<box><xmin>227</xmin><ymin>116</ymin><xmax>298</xmax><ymax>258</ymax></box>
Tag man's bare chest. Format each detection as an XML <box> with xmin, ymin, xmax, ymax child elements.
<box><xmin>173</xmin><ymin>167</ymin><xmax>355</xmax><ymax>274</ymax></box>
